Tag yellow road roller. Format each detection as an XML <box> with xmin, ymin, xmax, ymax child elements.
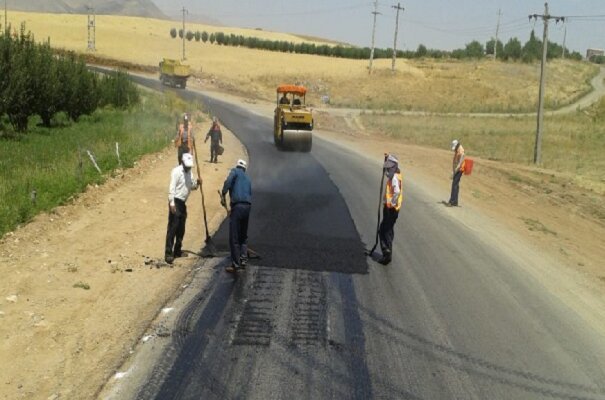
<box><xmin>274</xmin><ymin>85</ymin><xmax>313</xmax><ymax>152</ymax></box>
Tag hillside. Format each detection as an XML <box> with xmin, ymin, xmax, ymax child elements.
<box><xmin>5</xmin><ymin>0</ymin><xmax>166</xmax><ymax>19</ymax></box>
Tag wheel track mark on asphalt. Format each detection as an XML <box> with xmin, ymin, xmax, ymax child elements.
<box><xmin>232</xmin><ymin>267</ymin><xmax>285</xmax><ymax>346</ymax></box>
<box><xmin>290</xmin><ymin>270</ymin><xmax>327</xmax><ymax>346</ymax></box>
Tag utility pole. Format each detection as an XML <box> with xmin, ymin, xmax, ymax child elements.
<box><xmin>86</xmin><ymin>6</ymin><xmax>96</xmax><ymax>52</ymax></box>
<box><xmin>562</xmin><ymin>25</ymin><xmax>567</xmax><ymax>59</ymax></box>
<box><xmin>181</xmin><ymin>6</ymin><xmax>188</xmax><ymax>61</ymax></box>
<box><xmin>4</xmin><ymin>0</ymin><xmax>7</xmax><ymax>33</ymax></box>
<box><xmin>494</xmin><ymin>8</ymin><xmax>501</xmax><ymax>60</ymax></box>
<box><xmin>391</xmin><ymin>2</ymin><xmax>404</xmax><ymax>72</ymax></box>
<box><xmin>368</xmin><ymin>0</ymin><xmax>380</xmax><ymax>74</ymax></box>
<box><xmin>529</xmin><ymin>2</ymin><xmax>565</xmax><ymax>164</ymax></box>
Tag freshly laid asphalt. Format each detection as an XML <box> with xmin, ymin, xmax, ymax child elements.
<box><xmin>125</xmin><ymin>75</ymin><xmax>605</xmax><ymax>400</ymax></box>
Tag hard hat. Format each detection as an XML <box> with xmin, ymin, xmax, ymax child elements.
<box><xmin>383</xmin><ymin>154</ymin><xmax>399</xmax><ymax>169</ymax></box>
<box><xmin>212</xmin><ymin>116</ymin><xmax>218</xmax><ymax>123</ymax></box>
<box><xmin>183</xmin><ymin>113</ymin><xmax>189</xmax><ymax>121</ymax></box>
<box><xmin>451</xmin><ymin>139</ymin><xmax>459</xmax><ymax>151</ymax></box>
<box><xmin>182</xmin><ymin>153</ymin><xmax>194</xmax><ymax>167</ymax></box>
<box><xmin>236</xmin><ymin>159</ymin><xmax>247</xmax><ymax>169</ymax></box>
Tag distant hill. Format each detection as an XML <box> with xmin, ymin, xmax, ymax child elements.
<box><xmin>7</xmin><ymin>0</ymin><xmax>166</xmax><ymax>19</ymax></box>
<box><xmin>165</xmin><ymin>12</ymin><xmax>223</xmax><ymax>27</ymax></box>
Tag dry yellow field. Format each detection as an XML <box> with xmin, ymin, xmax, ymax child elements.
<box><xmin>8</xmin><ymin>11</ymin><xmax>599</xmax><ymax>112</ymax></box>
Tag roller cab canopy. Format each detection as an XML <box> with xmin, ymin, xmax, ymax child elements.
<box><xmin>276</xmin><ymin>85</ymin><xmax>307</xmax><ymax>95</ymax></box>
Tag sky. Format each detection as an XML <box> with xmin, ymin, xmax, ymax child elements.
<box><xmin>153</xmin><ymin>0</ymin><xmax>605</xmax><ymax>54</ymax></box>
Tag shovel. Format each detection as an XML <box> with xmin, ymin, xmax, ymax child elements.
<box><xmin>191</xmin><ymin>139</ymin><xmax>218</xmax><ymax>257</ymax></box>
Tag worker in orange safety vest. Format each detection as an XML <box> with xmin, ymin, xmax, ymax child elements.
<box><xmin>379</xmin><ymin>154</ymin><xmax>403</xmax><ymax>265</ymax></box>
<box><xmin>446</xmin><ymin>139</ymin><xmax>465</xmax><ymax>207</ymax></box>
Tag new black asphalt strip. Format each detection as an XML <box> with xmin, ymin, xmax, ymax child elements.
<box><xmin>119</xmin><ymin>73</ymin><xmax>605</xmax><ymax>400</ymax></box>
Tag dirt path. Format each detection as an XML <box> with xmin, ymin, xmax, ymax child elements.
<box><xmin>0</xmin><ymin>121</ymin><xmax>245</xmax><ymax>400</ymax></box>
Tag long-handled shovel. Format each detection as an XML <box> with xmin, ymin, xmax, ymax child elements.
<box><xmin>191</xmin><ymin>139</ymin><xmax>218</xmax><ymax>257</ymax></box>
<box><xmin>365</xmin><ymin>155</ymin><xmax>388</xmax><ymax>257</ymax></box>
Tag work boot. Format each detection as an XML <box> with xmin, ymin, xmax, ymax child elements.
<box><xmin>225</xmin><ymin>264</ymin><xmax>239</xmax><ymax>273</ymax></box>
<box><xmin>240</xmin><ymin>256</ymin><xmax>248</xmax><ymax>269</ymax></box>
<box><xmin>378</xmin><ymin>251</ymin><xmax>392</xmax><ymax>265</ymax></box>
<box><xmin>165</xmin><ymin>255</ymin><xmax>174</xmax><ymax>265</ymax></box>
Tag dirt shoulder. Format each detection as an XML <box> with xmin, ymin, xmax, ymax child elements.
<box><xmin>0</xmin><ymin>121</ymin><xmax>245</xmax><ymax>400</ymax></box>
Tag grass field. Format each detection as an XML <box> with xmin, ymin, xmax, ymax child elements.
<box><xmin>7</xmin><ymin>11</ymin><xmax>599</xmax><ymax>113</ymax></box>
<box><xmin>353</xmin><ymin>97</ymin><xmax>605</xmax><ymax>190</ymax></box>
<box><xmin>0</xmin><ymin>91</ymin><xmax>188</xmax><ymax>236</ymax></box>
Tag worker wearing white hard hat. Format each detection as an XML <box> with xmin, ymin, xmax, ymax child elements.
<box><xmin>446</xmin><ymin>139</ymin><xmax>466</xmax><ymax>207</ymax></box>
<box><xmin>165</xmin><ymin>152</ymin><xmax>200</xmax><ymax>264</ymax></box>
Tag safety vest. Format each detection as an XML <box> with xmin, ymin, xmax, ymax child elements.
<box><xmin>454</xmin><ymin>145</ymin><xmax>466</xmax><ymax>173</ymax></box>
<box><xmin>176</xmin><ymin>124</ymin><xmax>193</xmax><ymax>150</ymax></box>
<box><xmin>385</xmin><ymin>172</ymin><xmax>403</xmax><ymax>211</ymax></box>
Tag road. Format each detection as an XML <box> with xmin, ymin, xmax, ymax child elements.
<box><xmin>124</xmin><ymin>74</ymin><xmax>605</xmax><ymax>400</ymax></box>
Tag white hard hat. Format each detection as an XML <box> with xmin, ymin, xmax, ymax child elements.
<box><xmin>451</xmin><ymin>139</ymin><xmax>459</xmax><ymax>151</ymax></box>
<box><xmin>236</xmin><ymin>159</ymin><xmax>247</xmax><ymax>169</ymax></box>
<box><xmin>182</xmin><ymin>153</ymin><xmax>194</xmax><ymax>167</ymax></box>
<box><xmin>183</xmin><ymin>113</ymin><xmax>189</xmax><ymax>121</ymax></box>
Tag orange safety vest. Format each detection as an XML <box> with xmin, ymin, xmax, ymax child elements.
<box><xmin>385</xmin><ymin>172</ymin><xmax>403</xmax><ymax>211</ymax></box>
<box><xmin>176</xmin><ymin>123</ymin><xmax>193</xmax><ymax>150</ymax></box>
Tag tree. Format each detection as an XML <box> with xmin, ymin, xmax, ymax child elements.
<box><xmin>416</xmin><ymin>44</ymin><xmax>427</xmax><ymax>58</ymax></box>
<box><xmin>465</xmin><ymin>40</ymin><xmax>484</xmax><ymax>58</ymax></box>
<box><xmin>503</xmin><ymin>37</ymin><xmax>522</xmax><ymax>60</ymax></box>
<box><xmin>178</xmin><ymin>29</ymin><xmax>183</xmax><ymax>39</ymax></box>
<box><xmin>194</xmin><ymin>31</ymin><xmax>201</xmax><ymax>42</ymax></box>
<box><xmin>486</xmin><ymin>39</ymin><xmax>504</xmax><ymax>59</ymax></box>
<box><xmin>522</xmin><ymin>30</ymin><xmax>541</xmax><ymax>62</ymax></box>
<box><xmin>201</xmin><ymin>31</ymin><xmax>208</xmax><ymax>43</ymax></box>
<box><xmin>209</xmin><ymin>33</ymin><xmax>215</xmax><ymax>44</ymax></box>
<box><xmin>186</xmin><ymin>31</ymin><xmax>194</xmax><ymax>41</ymax></box>
<box><xmin>170</xmin><ymin>28</ymin><xmax>177</xmax><ymax>38</ymax></box>
<box><xmin>215</xmin><ymin>32</ymin><xmax>225</xmax><ymax>45</ymax></box>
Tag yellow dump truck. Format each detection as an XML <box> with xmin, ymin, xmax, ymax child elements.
<box><xmin>159</xmin><ymin>58</ymin><xmax>191</xmax><ymax>89</ymax></box>
<box><xmin>273</xmin><ymin>85</ymin><xmax>313</xmax><ymax>152</ymax></box>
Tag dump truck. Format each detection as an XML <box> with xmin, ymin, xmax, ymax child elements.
<box><xmin>159</xmin><ymin>58</ymin><xmax>191</xmax><ymax>89</ymax></box>
<box><xmin>273</xmin><ymin>85</ymin><xmax>313</xmax><ymax>152</ymax></box>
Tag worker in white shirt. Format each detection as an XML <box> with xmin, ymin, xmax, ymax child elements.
<box><xmin>165</xmin><ymin>153</ymin><xmax>200</xmax><ymax>264</ymax></box>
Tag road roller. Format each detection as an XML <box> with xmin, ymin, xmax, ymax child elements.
<box><xmin>273</xmin><ymin>85</ymin><xmax>313</xmax><ymax>152</ymax></box>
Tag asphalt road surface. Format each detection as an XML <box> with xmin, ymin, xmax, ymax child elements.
<box><xmin>126</xmin><ymin>75</ymin><xmax>605</xmax><ymax>400</ymax></box>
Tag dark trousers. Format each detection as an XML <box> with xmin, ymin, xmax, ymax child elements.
<box><xmin>379</xmin><ymin>205</ymin><xmax>399</xmax><ymax>255</ymax></box>
<box><xmin>165</xmin><ymin>198</ymin><xmax>187</xmax><ymax>257</ymax></box>
<box><xmin>210</xmin><ymin>143</ymin><xmax>220</xmax><ymax>163</ymax></box>
<box><xmin>177</xmin><ymin>144</ymin><xmax>191</xmax><ymax>165</ymax></box>
<box><xmin>449</xmin><ymin>170</ymin><xmax>463</xmax><ymax>206</ymax></box>
<box><xmin>229</xmin><ymin>203</ymin><xmax>251</xmax><ymax>266</ymax></box>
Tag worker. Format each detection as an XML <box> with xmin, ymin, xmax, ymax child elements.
<box><xmin>221</xmin><ymin>159</ymin><xmax>252</xmax><ymax>273</ymax></box>
<box><xmin>165</xmin><ymin>153</ymin><xmax>199</xmax><ymax>264</ymax></box>
<box><xmin>279</xmin><ymin>93</ymin><xmax>290</xmax><ymax>105</ymax></box>
<box><xmin>175</xmin><ymin>113</ymin><xmax>194</xmax><ymax>165</ymax></box>
<box><xmin>446</xmin><ymin>139</ymin><xmax>466</xmax><ymax>207</ymax></box>
<box><xmin>378</xmin><ymin>154</ymin><xmax>403</xmax><ymax>265</ymax></box>
<box><xmin>204</xmin><ymin>117</ymin><xmax>223</xmax><ymax>163</ymax></box>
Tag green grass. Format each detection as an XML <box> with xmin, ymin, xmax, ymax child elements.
<box><xmin>359</xmin><ymin>99</ymin><xmax>605</xmax><ymax>184</ymax></box>
<box><xmin>0</xmin><ymin>92</ymin><xmax>188</xmax><ymax>236</ymax></box>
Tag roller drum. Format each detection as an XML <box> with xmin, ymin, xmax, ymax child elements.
<box><xmin>282</xmin><ymin>129</ymin><xmax>312</xmax><ymax>152</ymax></box>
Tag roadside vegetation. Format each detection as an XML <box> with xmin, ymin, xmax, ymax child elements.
<box><xmin>0</xmin><ymin>91</ymin><xmax>187</xmax><ymax>236</ymax></box>
<box><xmin>0</xmin><ymin>24</ymin><xmax>139</xmax><ymax>133</ymax></box>
<box><xmin>354</xmin><ymin>97</ymin><xmax>605</xmax><ymax>187</ymax></box>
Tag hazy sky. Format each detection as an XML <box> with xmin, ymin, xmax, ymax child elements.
<box><xmin>153</xmin><ymin>0</ymin><xmax>605</xmax><ymax>54</ymax></box>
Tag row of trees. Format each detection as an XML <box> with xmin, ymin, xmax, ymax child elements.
<box><xmin>170</xmin><ymin>27</ymin><xmax>582</xmax><ymax>63</ymax></box>
<box><xmin>1</xmin><ymin>25</ymin><xmax>140</xmax><ymax>133</ymax></box>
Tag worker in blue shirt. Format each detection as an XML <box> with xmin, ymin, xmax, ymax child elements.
<box><xmin>221</xmin><ymin>159</ymin><xmax>252</xmax><ymax>273</ymax></box>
